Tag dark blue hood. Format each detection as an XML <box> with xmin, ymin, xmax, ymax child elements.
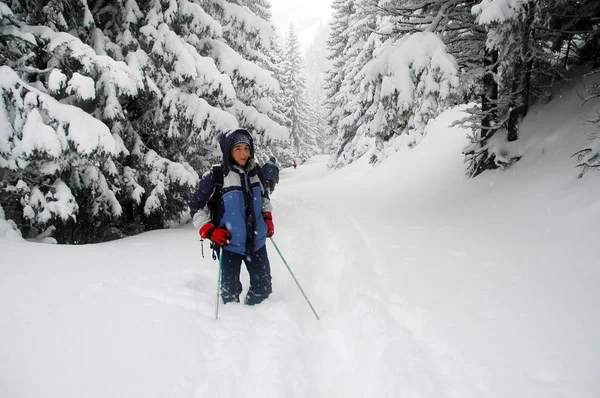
<box><xmin>219</xmin><ymin>128</ymin><xmax>255</xmax><ymax>171</ymax></box>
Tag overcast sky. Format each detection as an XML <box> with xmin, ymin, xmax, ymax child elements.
<box><xmin>270</xmin><ymin>0</ymin><xmax>333</xmax><ymax>51</ymax></box>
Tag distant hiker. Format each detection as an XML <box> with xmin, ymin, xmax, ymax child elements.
<box><xmin>261</xmin><ymin>156</ymin><xmax>279</xmax><ymax>194</ymax></box>
<box><xmin>292</xmin><ymin>159</ymin><xmax>297</xmax><ymax>169</ymax></box>
<box><xmin>189</xmin><ymin>128</ymin><xmax>275</xmax><ymax>306</ymax></box>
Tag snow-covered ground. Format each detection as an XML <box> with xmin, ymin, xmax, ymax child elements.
<box><xmin>2</xmin><ymin>73</ymin><xmax>600</xmax><ymax>398</ymax></box>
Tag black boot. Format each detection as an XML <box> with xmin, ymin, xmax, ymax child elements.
<box><xmin>244</xmin><ymin>290</ymin><xmax>267</xmax><ymax>306</ymax></box>
<box><xmin>222</xmin><ymin>295</ymin><xmax>240</xmax><ymax>304</ymax></box>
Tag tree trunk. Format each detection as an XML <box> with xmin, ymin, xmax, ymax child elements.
<box><xmin>481</xmin><ymin>48</ymin><xmax>498</xmax><ymax>141</ymax></box>
<box><xmin>507</xmin><ymin>2</ymin><xmax>535</xmax><ymax>142</ymax></box>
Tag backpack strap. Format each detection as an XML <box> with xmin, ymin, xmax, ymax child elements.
<box><xmin>210</xmin><ymin>164</ymin><xmax>223</xmax><ymax>221</ymax></box>
<box><xmin>209</xmin><ymin>164</ymin><xmax>224</xmax><ymax>260</ymax></box>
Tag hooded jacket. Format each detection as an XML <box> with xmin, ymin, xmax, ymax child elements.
<box><xmin>189</xmin><ymin>129</ymin><xmax>272</xmax><ymax>256</ymax></box>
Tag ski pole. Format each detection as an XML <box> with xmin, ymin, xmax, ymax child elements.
<box><xmin>269</xmin><ymin>237</ymin><xmax>320</xmax><ymax>320</ymax></box>
<box><xmin>215</xmin><ymin>251</ymin><xmax>222</xmax><ymax>320</ymax></box>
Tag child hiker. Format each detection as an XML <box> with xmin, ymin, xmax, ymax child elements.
<box><xmin>189</xmin><ymin>128</ymin><xmax>275</xmax><ymax>305</ymax></box>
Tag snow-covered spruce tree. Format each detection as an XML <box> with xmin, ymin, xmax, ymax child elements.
<box><xmin>0</xmin><ymin>66</ymin><xmax>123</xmax><ymax>243</ymax></box>
<box><xmin>0</xmin><ymin>3</ymin><xmax>143</xmax><ymax>242</ymax></box>
<box><xmin>120</xmin><ymin>0</ymin><xmax>243</xmax><ymax>231</ymax></box>
<box><xmin>281</xmin><ymin>24</ymin><xmax>321</xmax><ymax>162</ymax></box>
<box><xmin>327</xmin><ymin>0</ymin><xmax>381</xmax><ymax>167</ymax></box>
<box><xmin>254</xmin><ymin>28</ymin><xmax>295</xmax><ymax>166</ymax></box>
<box><xmin>324</xmin><ymin>0</ymin><xmax>355</xmax><ymax>160</ymax></box>
<box><xmin>0</xmin><ymin>0</ymin><xmax>289</xmax><ymax>242</ymax></box>
<box><xmin>99</xmin><ymin>0</ymin><xmax>287</xmax><ymax>230</ymax></box>
<box><xmin>462</xmin><ymin>0</ymin><xmax>539</xmax><ymax>176</ymax></box>
<box><xmin>199</xmin><ymin>0</ymin><xmax>288</xmax><ymax>147</ymax></box>
<box><xmin>327</xmin><ymin>0</ymin><xmax>461</xmax><ymax>167</ymax></box>
<box><xmin>196</xmin><ymin>0</ymin><xmax>292</xmax><ymax>165</ymax></box>
<box><xmin>304</xmin><ymin>22</ymin><xmax>329</xmax><ymax>109</ymax></box>
<box><xmin>462</xmin><ymin>0</ymin><xmax>600</xmax><ymax>177</ymax></box>
<box><xmin>303</xmin><ymin>22</ymin><xmax>332</xmax><ymax>154</ymax></box>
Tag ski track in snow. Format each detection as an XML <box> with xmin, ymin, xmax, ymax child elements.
<box><xmin>114</xmin><ymin>187</ymin><xmax>488</xmax><ymax>397</ymax></box>
<box><xmin>273</xmin><ymin>188</ymin><xmax>489</xmax><ymax>398</ymax></box>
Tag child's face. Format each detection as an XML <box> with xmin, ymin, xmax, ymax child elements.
<box><xmin>231</xmin><ymin>143</ymin><xmax>250</xmax><ymax>166</ymax></box>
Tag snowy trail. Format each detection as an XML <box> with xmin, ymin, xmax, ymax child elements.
<box><xmin>274</xmin><ymin>168</ymin><xmax>486</xmax><ymax>398</ymax></box>
<box><xmin>2</xmin><ymin>146</ymin><xmax>600</xmax><ymax>398</ymax></box>
<box><xmin>272</xmin><ymin>151</ymin><xmax>600</xmax><ymax>398</ymax></box>
<box><xmin>0</xmin><ymin>163</ymin><xmax>483</xmax><ymax>398</ymax></box>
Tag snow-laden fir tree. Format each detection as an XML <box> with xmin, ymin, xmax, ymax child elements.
<box><xmin>327</xmin><ymin>0</ymin><xmax>381</xmax><ymax>167</ymax></box>
<box><xmin>462</xmin><ymin>0</ymin><xmax>537</xmax><ymax>176</ymax></box>
<box><xmin>254</xmin><ymin>27</ymin><xmax>295</xmax><ymax>166</ymax></box>
<box><xmin>462</xmin><ymin>0</ymin><xmax>600</xmax><ymax>177</ymax></box>
<box><xmin>280</xmin><ymin>24</ymin><xmax>321</xmax><ymax>162</ymax></box>
<box><xmin>326</xmin><ymin>0</ymin><xmax>461</xmax><ymax>168</ymax></box>
<box><xmin>303</xmin><ymin>22</ymin><xmax>331</xmax><ymax>154</ymax></box>
<box><xmin>323</xmin><ymin>0</ymin><xmax>355</xmax><ymax>161</ymax></box>
<box><xmin>199</xmin><ymin>0</ymin><xmax>288</xmax><ymax>145</ymax></box>
<box><xmin>0</xmin><ymin>0</ymin><xmax>289</xmax><ymax>242</ymax></box>
<box><xmin>0</xmin><ymin>2</ymin><xmax>143</xmax><ymax>242</ymax></box>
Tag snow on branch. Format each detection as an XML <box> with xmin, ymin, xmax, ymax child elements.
<box><xmin>472</xmin><ymin>0</ymin><xmax>526</xmax><ymax>25</ymax></box>
<box><xmin>219</xmin><ymin>0</ymin><xmax>275</xmax><ymax>49</ymax></box>
<box><xmin>162</xmin><ymin>89</ymin><xmax>237</xmax><ymax>139</ymax></box>
<box><xmin>143</xmin><ymin>149</ymin><xmax>198</xmax><ymax>215</ymax></box>
<box><xmin>0</xmin><ymin>2</ymin><xmax>14</xmax><ymax>19</ymax></box>
<box><xmin>180</xmin><ymin>0</ymin><xmax>223</xmax><ymax>38</ymax></box>
<box><xmin>229</xmin><ymin>100</ymin><xmax>289</xmax><ymax>143</ymax></box>
<box><xmin>209</xmin><ymin>39</ymin><xmax>280</xmax><ymax>95</ymax></box>
<box><xmin>0</xmin><ymin>204</ymin><xmax>23</xmax><ymax>241</ymax></box>
<box><xmin>140</xmin><ymin>23</ymin><xmax>236</xmax><ymax>99</ymax></box>
<box><xmin>364</xmin><ymin>32</ymin><xmax>459</xmax><ymax>106</ymax></box>
<box><xmin>0</xmin><ymin>66</ymin><xmax>116</xmax><ymax>156</ymax></box>
<box><xmin>22</xmin><ymin>25</ymin><xmax>144</xmax><ymax>97</ymax></box>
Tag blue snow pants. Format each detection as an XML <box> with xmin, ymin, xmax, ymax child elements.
<box><xmin>220</xmin><ymin>245</ymin><xmax>272</xmax><ymax>305</ymax></box>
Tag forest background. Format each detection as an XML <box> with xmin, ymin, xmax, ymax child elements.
<box><xmin>0</xmin><ymin>0</ymin><xmax>599</xmax><ymax>244</ymax></box>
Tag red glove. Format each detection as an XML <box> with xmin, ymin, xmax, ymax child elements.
<box><xmin>199</xmin><ymin>223</ymin><xmax>231</xmax><ymax>246</ymax></box>
<box><xmin>263</xmin><ymin>212</ymin><xmax>274</xmax><ymax>237</ymax></box>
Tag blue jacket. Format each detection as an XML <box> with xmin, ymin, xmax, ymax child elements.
<box><xmin>189</xmin><ymin>129</ymin><xmax>272</xmax><ymax>256</ymax></box>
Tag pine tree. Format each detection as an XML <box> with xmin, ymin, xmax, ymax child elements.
<box><xmin>328</xmin><ymin>0</ymin><xmax>381</xmax><ymax>167</ymax></box>
<box><xmin>303</xmin><ymin>22</ymin><xmax>331</xmax><ymax>153</ymax></box>
<box><xmin>0</xmin><ymin>0</ymin><xmax>290</xmax><ymax>242</ymax></box>
<box><xmin>325</xmin><ymin>0</ymin><xmax>461</xmax><ymax>167</ymax></box>
<box><xmin>255</xmin><ymin>28</ymin><xmax>294</xmax><ymax>166</ymax></box>
<box><xmin>200</xmin><ymin>0</ymin><xmax>288</xmax><ymax>142</ymax></box>
<box><xmin>323</xmin><ymin>0</ymin><xmax>355</xmax><ymax>159</ymax></box>
<box><xmin>0</xmin><ymin>2</ymin><xmax>141</xmax><ymax>242</ymax></box>
<box><xmin>281</xmin><ymin>24</ymin><xmax>321</xmax><ymax>162</ymax></box>
<box><xmin>460</xmin><ymin>0</ymin><xmax>600</xmax><ymax>177</ymax></box>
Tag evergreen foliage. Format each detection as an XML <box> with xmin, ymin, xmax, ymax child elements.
<box><xmin>2</xmin><ymin>0</ymin><xmax>599</xmax><ymax>242</ymax></box>
<box><xmin>0</xmin><ymin>0</ymin><xmax>294</xmax><ymax>243</ymax></box>
<box><xmin>323</xmin><ymin>0</ymin><xmax>600</xmax><ymax>176</ymax></box>
<box><xmin>279</xmin><ymin>24</ymin><xmax>322</xmax><ymax>163</ymax></box>
<box><xmin>325</xmin><ymin>0</ymin><xmax>461</xmax><ymax>168</ymax></box>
